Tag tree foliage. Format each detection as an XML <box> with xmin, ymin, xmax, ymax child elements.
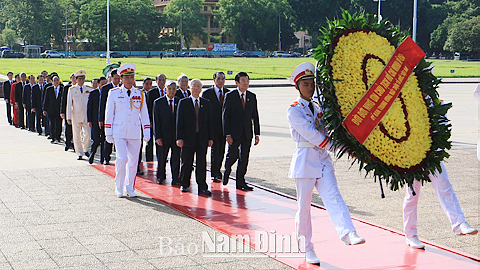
<box><xmin>164</xmin><ymin>0</ymin><xmax>206</xmax><ymax>50</ymax></box>
<box><xmin>444</xmin><ymin>15</ymin><xmax>480</xmax><ymax>53</ymax></box>
<box><xmin>215</xmin><ymin>0</ymin><xmax>296</xmax><ymax>51</ymax></box>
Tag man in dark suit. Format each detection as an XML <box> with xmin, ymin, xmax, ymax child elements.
<box><xmin>15</xmin><ymin>72</ymin><xmax>27</xmax><ymax>129</ymax></box>
<box><xmin>153</xmin><ymin>80</ymin><xmax>181</xmax><ymax>185</ymax></box>
<box><xmin>145</xmin><ymin>74</ymin><xmax>167</xmax><ymax>161</ymax></box>
<box><xmin>37</xmin><ymin>74</ymin><xmax>50</xmax><ymax>137</ymax></box>
<box><xmin>87</xmin><ymin>77</ymin><xmax>107</xmax><ymax>164</ymax></box>
<box><xmin>176</xmin><ymin>79</ymin><xmax>213</xmax><ymax>196</ymax></box>
<box><xmin>43</xmin><ymin>76</ymin><xmax>63</xmax><ymax>143</ymax></box>
<box><xmin>23</xmin><ymin>75</ymin><xmax>35</xmax><ymax>131</ymax></box>
<box><xmin>99</xmin><ymin>69</ymin><xmax>121</xmax><ymax>165</ymax></box>
<box><xmin>31</xmin><ymin>75</ymin><xmax>44</xmax><ymax>135</ymax></box>
<box><xmin>3</xmin><ymin>72</ymin><xmax>13</xmax><ymax>125</ymax></box>
<box><xmin>222</xmin><ymin>72</ymin><xmax>260</xmax><ymax>191</ymax></box>
<box><xmin>202</xmin><ymin>71</ymin><xmax>230</xmax><ymax>183</ymax></box>
<box><xmin>61</xmin><ymin>73</ymin><xmax>75</xmax><ymax>151</ymax></box>
<box><xmin>175</xmin><ymin>74</ymin><xmax>191</xmax><ymax>99</ymax></box>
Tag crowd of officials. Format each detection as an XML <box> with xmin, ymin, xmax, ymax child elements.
<box><xmin>2</xmin><ymin>67</ymin><xmax>260</xmax><ymax>197</ymax></box>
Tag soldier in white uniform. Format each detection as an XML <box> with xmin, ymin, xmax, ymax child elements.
<box><xmin>105</xmin><ymin>63</ymin><xmax>150</xmax><ymax>197</ymax></box>
<box><xmin>287</xmin><ymin>62</ymin><xmax>365</xmax><ymax>265</ymax></box>
<box><xmin>66</xmin><ymin>70</ymin><xmax>92</xmax><ymax>160</ymax></box>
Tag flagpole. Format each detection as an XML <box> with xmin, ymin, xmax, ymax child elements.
<box><xmin>106</xmin><ymin>0</ymin><xmax>111</xmax><ymax>65</ymax></box>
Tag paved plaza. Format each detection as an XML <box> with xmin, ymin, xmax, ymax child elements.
<box><xmin>0</xmin><ymin>80</ymin><xmax>477</xmax><ymax>269</ymax></box>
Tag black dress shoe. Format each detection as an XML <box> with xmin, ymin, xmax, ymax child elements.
<box><xmin>88</xmin><ymin>155</ymin><xmax>94</xmax><ymax>164</ymax></box>
<box><xmin>198</xmin><ymin>189</ymin><xmax>212</xmax><ymax>196</ymax></box>
<box><xmin>212</xmin><ymin>179</ymin><xmax>222</xmax><ymax>183</ymax></box>
<box><xmin>77</xmin><ymin>156</ymin><xmax>83</xmax><ymax>160</ymax></box>
<box><xmin>171</xmin><ymin>180</ymin><xmax>182</xmax><ymax>187</ymax></box>
<box><xmin>104</xmin><ymin>160</ymin><xmax>111</xmax><ymax>165</ymax></box>
<box><xmin>85</xmin><ymin>152</ymin><xmax>90</xmax><ymax>157</ymax></box>
<box><xmin>156</xmin><ymin>179</ymin><xmax>164</xmax><ymax>185</ymax></box>
<box><xmin>223</xmin><ymin>168</ymin><xmax>231</xmax><ymax>185</ymax></box>
<box><xmin>181</xmin><ymin>186</ymin><xmax>189</xmax><ymax>192</ymax></box>
<box><xmin>65</xmin><ymin>145</ymin><xmax>69</xmax><ymax>151</ymax></box>
<box><xmin>50</xmin><ymin>139</ymin><xmax>55</xmax><ymax>143</ymax></box>
<box><xmin>236</xmin><ymin>184</ymin><xmax>254</xmax><ymax>191</ymax></box>
<box><xmin>137</xmin><ymin>170</ymin><xmax>144</xmax><ymax>175</ymax></box>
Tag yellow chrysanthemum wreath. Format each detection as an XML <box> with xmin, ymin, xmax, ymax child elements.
<box><xmin>331</xmin><ymin>31</ymin><xmax>432</xmax><ymax>169</ymax></box>
<box><xmin>314</xmin><ymin>11</ymin><xmax>452</xmax><ymax>191</ymax></box>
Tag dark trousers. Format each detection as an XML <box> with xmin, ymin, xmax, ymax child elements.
<box><xmin>224</xmin><ymin>134</ymin><xmax>252</xmax><ymax>187</ymax></box>
<box><xmin>64</xmin><ymin>121</ymin><xmax>73</xmax><ymax>147</ymax></box>
<box><xmin>145</xmin><ymin>137</ymin><xmax>154</xmax><ymax>161</ymax></box>
<box><xmin>90</xmin><ymin>126</ymin><xmax>104</xmax><ymax>160</ymax></box>
<box><xmin>49</xmin><ymin>114</ymin><xmax>62</xmax><ymax>141</ymax></box>
<box><xmin>180</xmin><ymin>133</ymin><xmax>208</xmax><ymax>190</ymax></box>
<box><xmin>101</xmin><ymin>126</ymin><xmax>113</xmax><ymax>162</ymax></box>
<box><xmin>210</xmin><ymin>133</ymin><xmax>226</xmax><ymax>179</ymax></box>
<box><xmin>26</xmin><ymin>108</ymin><xmax>34</xmax><ymax>131</ymax></box>
<box><xmin>6</xmin><ymin>101</ymin><xmax>11</xmax><ymax>124</ymax></box>
<box><xmin>17</xmin><ymin>103</ymin><xmax>24</xmax><ymax>128</ymax></box>
<box><xmin>43</xmin><ymin>113</ymin><xmax>50</xmax><ymax>135</ymax></box>
<box><xmin>33</xmin><ymin>110</ymin><xmax>42</xmax><ymax>134</ymax></box>
<box><xmin>157</xmin><ymin>141</ymin><xmax>180</xmax><ymax>182</ymax></box>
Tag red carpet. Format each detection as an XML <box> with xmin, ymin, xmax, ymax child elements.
<box><xmin>93</xmin><ymin>161</ymin><xmax>479</xmax><ymax>269</ymax></box>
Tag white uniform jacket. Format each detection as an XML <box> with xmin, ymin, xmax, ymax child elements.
<box><xmin>66</xmin><ymin>84</ymin><xmax>92</xmax><ymax>123</ymax></box>
<box><xmin>287</xmin><ymin>97</ymin><xmax>334</xmax><ymax>178</ymax></box>
<box><xmin>104</xmin><ymin>85</ymin><xmax>150</xmax><ymax>140</ymax></box>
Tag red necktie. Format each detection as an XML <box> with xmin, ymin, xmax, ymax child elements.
<box><xmin>219</xmin><ymin>89</ymin><xmax>224</xmax><ymax>106</ymax></box>
<box><xmin>195</xmin><ymin>99</ymin><xmax>199</xmax><ymax>133</ymax></box>
<box><xmin>160</xmin><ymin>88</ymin><xmax>164</xmax><ymax>97</ymax></box>
<box><xmin>169</xmin><ymin>99</ymin><xmax>173</xmax><ymax>114</ymax></box>
<box><xmin>241</xmin><ymin>93</ymin><xmax>245</xmax><ymax>109</ymax></box>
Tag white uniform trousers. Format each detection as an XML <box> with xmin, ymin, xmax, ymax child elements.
<box><xmin>114</xmin><ymin>138</ymin><xmax>142</xmax><ymax>193</ymax></box>
<box><xmin>295</xmin><ymin>170</ymin><xmax>356</xmax><ymax>252</ymax></box>
<box><xmin>403</xmin><ymin>162</ymin><xmax>466</xmax><ymax>238</ymax></box>
<box><xmin>72</xmin><ymin>121</ymin><xmax>91</xmax><ymax>156</ymax></box>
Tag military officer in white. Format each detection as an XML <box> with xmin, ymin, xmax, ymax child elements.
<box><xmin>287</xmin><ymin>62</ymin><xmax>365</xmax><ymax>265</ymax></box>
<box><xmin>66</xmin><ymin>70</ymin><xmax>92</xmax><ymax>160</ymax></box>
<box><xmin>105</xmin><ymin>63</ymin><xmax>150</xmax><ymax>197</ymax></box>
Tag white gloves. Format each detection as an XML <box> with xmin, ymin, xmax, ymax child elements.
<box><xmin>106</xmin><ymin>135</ymin><xmax>114</xmax><ymax>144</ymax></box>
<box><xmin>143</xmin><ymin>135</ymin><xmax>150</xmax><ymax>142</ymax></box>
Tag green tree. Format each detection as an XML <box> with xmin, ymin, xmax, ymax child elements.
<box><xmin>444</xmin><ymin>15</ymin><xmax>480</xmax><ymax>53</ymax></box>
<box><xmin>164</xmin><ymin>0</ymin><xmax>206</xmax><ymax>50</ymax></box>
<box><xmin>215</xmin><ymin>0</ymin><xmax>296</xmax><ymax>51</ymax></box>
<box><xmin>0</xmin><ymin>28</ymin><xmax>17</xmax><ymax>48</ymax></box>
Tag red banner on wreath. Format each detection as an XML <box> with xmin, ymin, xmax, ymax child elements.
<box><xmin>342</xmin><ymin>37</ymin><xmax>425</xmax><ymax>144</ymax></box>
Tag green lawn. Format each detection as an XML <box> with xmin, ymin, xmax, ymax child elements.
<box><xmin>0</xmin><ymin>57</ymin><xmax>477</xmax><ymax>81</ymax></box>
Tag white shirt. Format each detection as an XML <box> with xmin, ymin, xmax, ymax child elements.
<box><xmin>214</xmin><ymin>86</ymin><xmax>223</xmax><ymax>102</ymax></box>
<box><xmin>180</xmin><ymin>89</ymin><xmax>189</xmax><ymax>97</ymax></box>
<box><xmin>236</xmin><ymin>89</ymin><xmax>246</xmax><ymax>103</ymax></box>
<box><xmin>190</xmin><ymin>96</ymin><xmax>200</xmax><ymax>106</ymax></box>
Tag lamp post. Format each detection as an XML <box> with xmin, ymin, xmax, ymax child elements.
<box><xmin>278</xmin><ymin>12</ymin><xmax>281</xmax><ymax>51</ymax></box>
<box><xmin>180</xmin><ymin>9</ymin><xmax>184</xmax><ymax>51</ymax></box>
<box><xmin>373</xmin><ymin>0</ymin><xmax>385</xmax><ymax>23</ymax></box>
<box><xmin>107</xmin><ymin>0</ymin><xmax>111</xmax><ymax>65</ymax></box>
<box><xmin>413</xmin><ymin>0</ymin><xmax>418</xmax><ymax>43</ymax></box>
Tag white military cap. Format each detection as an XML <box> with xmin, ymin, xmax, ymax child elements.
<box><xmin>289</xmin><ymin>62</ymin><xmax>315</xmax><ymax>85</ymax></box>
<box><xmin>118</xmin><ymin>63</ymin><xmax>136</xmax><ymax>76</ymax></box>
<box><xmin>74</xmin><ymin>69</ymin><xmax>86</xmax><ymax>78</ymax></box>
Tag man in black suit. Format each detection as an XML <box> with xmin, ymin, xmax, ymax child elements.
<box><xmin>36</xmin><ymin>74</ymin><xmax>50</xmax><ymax>137</ymax></box>
<box><xmin>145</xmin><ymin>74</ymin><xmax>167</xmax><ymax>161</ymax></box>
<box><xmin>43</xmin><ymin>76</ymin><xmax>63</xmax><ymax>143</ymax></box>
<box><xmin>99</xmin><ymin>69</ymin><xmax>121</xmax><ymax>165</ymax></box>
<box><xmin>175</xmin><ymin>74</ymin><xmax>191</xmax><ymax>99</ymax></box>
<box><xmin>23</xmin><ymin>75</ymin><xmax>35</xmax><ymax>131</ymax></box>
<box><xmin>153</xmin><ymin>80</ymin><xmax>181</xmax><ymax>185</ymax></box>
<box><xmin>176</xmin><ymin>79</ymin><xmax>213</xmax><ymax>196</ymax></box>
<box><xmin>222</xmin><ymin>72</ymin><xmax>260</xmax><ymax>191</ymax></box>
<box><xmin>202</xmin><ymin>71</ymin><xmax>230</xmax><ymax>183</ymax></box>
<box><xmin>87</xmin><ymin>77</ymin><xmax>107</xmax><ymax>164</ymax></box>
<box><xmin>3</xmin><ymin>72</ymin><xmax>13</xmax><ymax>125</ymax></box>
<box><xmin>61</xmin><ymin>73</ymin><xmax>75</xmax><ymax>151</ymax></box>
<box><xmin>15</xmin><ymin>72</ymin><xmax>27</xmax><ymax>129</ymax></box>
<box><xmin>31</xmin><ymin>75</ymin><xmax>44</xmax><ymax>135</ymax></box>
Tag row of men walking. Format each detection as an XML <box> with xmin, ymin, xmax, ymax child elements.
<box><xmin>2</xmin><ymin>66</ymin><xmax>260</xmax><ymax>197</ymax></box>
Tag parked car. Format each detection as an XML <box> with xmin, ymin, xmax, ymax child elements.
<box><xmin>271</xmin><ymin>51</ymin><xmax>292</xmax><ymax>57</ymax></box>
<box><xmin>233</xmin><ymin>50</ymin><xmax>245</xmax><ymax>57</ymax></box>
<box><xmin>41</xmin><ymin>50</ymin><xmax>65</xmax><ymax>58</ymax></box>
<box><xmin>100</xmin><ymin>51</ymin><xmax>127</xmax><ymax>58</ymax></box>
<box><xmin>1</xmin><ymin>50</ymin><xmax>25</xmax><ymax>58</ymax></box>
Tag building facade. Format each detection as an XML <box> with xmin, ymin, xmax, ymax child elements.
<box><xmin>153</xmin><ymin>0</ymin><xmax>234</xmax><ymax>48</ymax></box>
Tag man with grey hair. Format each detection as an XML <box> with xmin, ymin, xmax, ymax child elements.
<box><xmin>176</xmin><ymin>79</ymin><xmax>213</xmax><ymax>196</ymax></box>
<box><xmin>145</xmin><ymin>74</ymin><xmax>167</xmax><ymax>161</ymax></box>
<box><xmin>175</xmin><ymin>74</ymin><xmax>190</xmax><ymax>99</ymax></box>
